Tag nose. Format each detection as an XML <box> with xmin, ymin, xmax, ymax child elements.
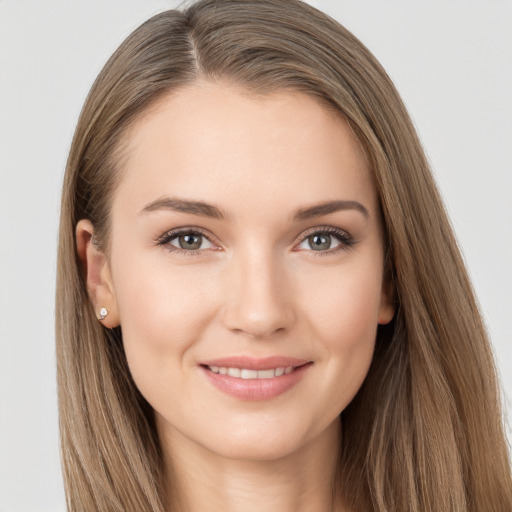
<box><xmin>221</xmin><ymin>246</ymin><xmax>296</xmax><ymax>339</ymax></box>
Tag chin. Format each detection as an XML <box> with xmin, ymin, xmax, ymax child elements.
<box><xmin>207</xmin><ymin>436</ymin><xmax>303</xmax><ymax>462</ymax></box>
<box><xmin>198</xmin><ymin>419</ymin><xmax>324</xmax><ymax>462</ymax></box>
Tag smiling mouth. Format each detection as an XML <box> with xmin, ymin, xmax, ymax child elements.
<box><xmin>200</xmin><ymin>360</ymin><xmax>312</xmax><ymax>400</ymax></box>
<box><xmin>204</xmin><ymin>364</ymin><xmax>306</xmax><ymax>379</ymax></box>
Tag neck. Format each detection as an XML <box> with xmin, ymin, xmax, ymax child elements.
<box><xmin>160</xmin><ymin>417</ymin><xmax>344</xmax><ymax>512</ymax></box>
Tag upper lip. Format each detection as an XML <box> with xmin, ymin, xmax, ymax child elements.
<box><xmin>200</xmin><ymin>356</ymin><xmax>311</xmax><ymax>370</ymax></box>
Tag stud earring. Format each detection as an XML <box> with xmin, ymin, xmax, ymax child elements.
<box><xmin>99</xmin><ymin>307</ymin><xmax>108</xmax><ymax>320</ymax></box>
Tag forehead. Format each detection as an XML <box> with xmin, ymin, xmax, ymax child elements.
<box><xmin>113</xmin><ymin>81</ymin><xmax>377</xmax><ymax>219</ymax></box>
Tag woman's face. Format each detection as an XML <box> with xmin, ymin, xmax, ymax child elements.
<box><xmin>91</xmin><ymin>81</ymin><xmax>394</xmax><ymax>461</ymax></box>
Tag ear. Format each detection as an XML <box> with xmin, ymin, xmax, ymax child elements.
<box><xmin>76</xmin><ymin>219</ymin><xmax>120</xmax><ymax>328</ymax></box>
<box><xmin>378</xmin><ymin>259</ymin><xmax>396</xmax><ymax>325</ymax></box>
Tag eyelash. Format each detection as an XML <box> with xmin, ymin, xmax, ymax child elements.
<box><xmin>155</xmin><ymin>226</ymin><xmax>355</xmax><ymax>257</ymax></box>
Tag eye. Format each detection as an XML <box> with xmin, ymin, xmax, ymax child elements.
<box><xmin>296</xmin><ymin>227</ymin><xmax>354</xmax><ymax>254</ymax></box>
<box><xmin>157</xmin><ymin>229</ymin><xmax>217</xmax><ymax>254</ymax></box>
<box><xmin>170</xmin><ymin>232</ymin><xmax>214</xmax><ymax>251</ymax></box>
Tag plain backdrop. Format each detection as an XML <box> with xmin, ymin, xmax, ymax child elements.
<box><xmin>0</xmin><ymin>1</ymin><xmax>510</xmax><ymax>510</ymax></box>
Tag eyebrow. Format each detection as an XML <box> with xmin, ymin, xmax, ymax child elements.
<box><xmin>139</xmin><ymin>197</ymin><xmax>369</xmax><ymax>221</ymax></box>
<box><xmin>292</xmin><ymin>200</ymin><xmax>369</xmax><ymax>221</ymax></box>
<box><xmin>140</xmin><ymin>197</ymin><xmax>229</xmax><ymax>219</ymax></box>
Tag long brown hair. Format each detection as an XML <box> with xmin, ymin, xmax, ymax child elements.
<box><xmin>56</xmin><ymin>1</ymin><xmax>512</xmax><ymax>510</ymax></box>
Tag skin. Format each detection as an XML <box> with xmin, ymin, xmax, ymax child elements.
<box><xmin>77</xmin><ymin>81</ymin><xmax>394</xmax><ymax>512</ymax></box>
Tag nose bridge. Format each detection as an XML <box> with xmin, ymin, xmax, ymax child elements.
<box><xmin>221</xmin><ymin>241</ymin><xmax>294</xmax><ymax>338</ymax></box>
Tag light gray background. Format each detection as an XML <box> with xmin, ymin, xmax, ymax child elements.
<box><xmin>0</xmin><ymin>1</ymin><xmax>510</xmax><ymax>510</ymax></box>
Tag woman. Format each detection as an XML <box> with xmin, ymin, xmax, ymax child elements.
<box><xmin>56</xmin><ymin>0</ymin><xmax>512</xmax><ymax>510</ymax></box>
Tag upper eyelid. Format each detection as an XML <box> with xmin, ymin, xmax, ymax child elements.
<box><xmin>297</xmin><ymin>225</ymin><xmax>351</xmax><ymax>240</ymax></box>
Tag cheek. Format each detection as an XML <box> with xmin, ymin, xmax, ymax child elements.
<box><xmin>296</xmin><ymin>261</ymin><xmax>383</xmax><ymax>406</ymax></box>
<box><xmin>300</xmin><ymin>261</ymin><xmax>383</xmax><ymax>344</ymax></box>
<box><xmin>111</xmin><ymin>252</ymin><xmax>219</xmax><ymax>391</ymax></box>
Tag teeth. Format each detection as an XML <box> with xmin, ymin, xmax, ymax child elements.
<box><xmin>257</xmin><ymin>369</ymin><xmax>275</xmax><ymax>379</ymax></box>
<box><xmin>241</xmin><ymin>369</ymin><xmax>258</xmax><ymax>379</ymax></box>
<box><xmin>208</xmin><ymin>365</ymin><xmax>296</xmax><ymax>379</ymax></box>
<box><xmin>227</xmin><ymin>367</ymin><xmax>241</xmax><ymax>377</ymax></box>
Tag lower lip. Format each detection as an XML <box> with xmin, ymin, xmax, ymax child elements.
<box><xmin>200</xmin><ymin>363</ymin><xmax>312</xmax><ymax>401</ymax></box>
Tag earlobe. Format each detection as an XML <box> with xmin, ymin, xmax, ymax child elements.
<box><xmin>378</xmin><ymin>276</ymin><xmax>396</xmax><ymax>326</ymax></box>
<box><xmin>76</xmin><ymin>219</ymin><xmax>120</xmax><ymax>328</ymax></box>
<box><xmin>378</xmin><ymin>299</ymin><xmax>395</xmax><ymax>325</ymax></box>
